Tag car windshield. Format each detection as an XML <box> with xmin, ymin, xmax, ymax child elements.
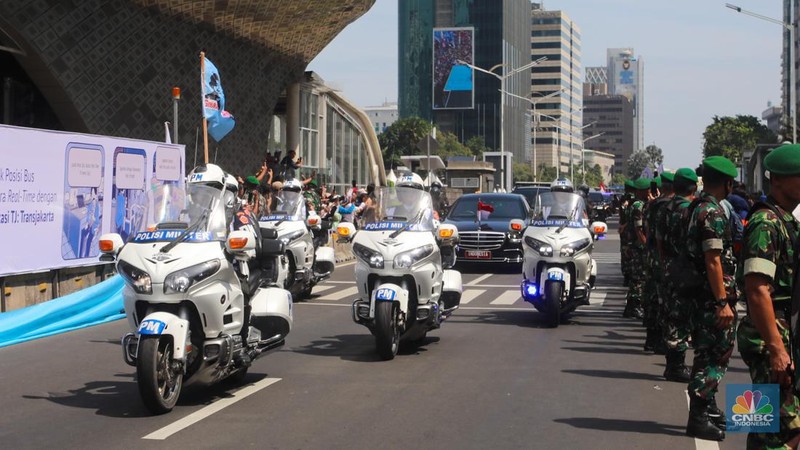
<box><xmin>131</xmin><ymin>183</ymin><xmax>228</xmax><ymax>243</ymax></box>
<box><xmin>262</xmin><ymin>191</ymin><xmax>306</xmax><ymax>221</ymax></box>
<box><xmin>448</xmin><ymin>196</ymin><xmax>526</xmax><ymax>220</ymax></box>
<box><xmin>512</xmin><ymin>187</ymin><xmax>549</xmax><ymax>207</ymax></box>
<box><xmin>532</xmin><ymin>192</ymin><xmax>586</xmax><ymax>228</ymax></box>
<box><xmin>364</xmin><ymin>186</ymin><xmax>434</xmax><ymax>232</ymax></box>
<box><xmin>588</xmin><ymin>192</ymin><xmax>605</xmax><ymax>203</ymax></box>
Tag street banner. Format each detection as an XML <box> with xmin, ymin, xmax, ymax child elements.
<box><xmin>0</xmin><ymin>124</ymin><xmax>185</xmax><ymax>276</ymax></box>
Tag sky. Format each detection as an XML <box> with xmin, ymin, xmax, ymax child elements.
<box><xmin>309</xmin><ymin>0</ymin><xmax>784</xmax><ymax>169</ymax></box>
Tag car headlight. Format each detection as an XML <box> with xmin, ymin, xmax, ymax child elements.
<box><xmin>164</xmin><ymin>260</ymin><xmax>221</xmax><ymax>294</ymax></box>
<box><xmin>507</xmin><ymin>231</ymin><xmax>522</xmax><ymax>244</ymax></box>
<box><xmin>353</xmin><ymin>243</ymin><xmax>384</xmax><ymax>269</ymax></box>
<box><xmin>280</xmin><ymin>229</ymin><xmax>305</xmax><ymax>245</ymax></box>
<box><xmin>394</xmin><ymin>244</ymin><xmax>434</xmax><ymax>269</ymax></box>
<box><xmin>524</xmin><ymin>236</ymin><xmax>553</xmax><ymax>257</ymax></box>
<box><xmin>560</xmin><ymin>238</ymin><xmax>591</xmax><ymax>257</ymax></box>
<box><xmin>118</xmin><ymin>260</ymin><xmax>152</xmax><ymax>294</ymax></box>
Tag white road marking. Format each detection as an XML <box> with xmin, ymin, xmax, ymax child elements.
<box><xmin>589</xmin><ymin>291</ymin><xmax>605</xmax><ymax>305</ymax></box>
<box><xmin>311</xmin><ymin>285</ymin><xmax>338</xmax><ymax>295</ymax></box>
<box><xmin>296</xmin><ymin>302</ymin><xmax>350</xmax><ymax>307</ymax></box>
<box><xmin>142</xmin><ymin>378</ymin><xmax>281</xmax><ymax>440</ymax></box>
<box><xmin>326</xmin><ymin>280</ymin><xmax>356</xmax><ymax>285</ymax></box>
<box><xmin>684</xmin><ymin>390</ymin><xmax>721</xmax><ymax>450</ymax></box>
<box><xmin>459</xmin><ymin>289</ymin><xmax>485</xmax><ymax>305</ymax></box>
<box><xmin>459</xmin><ymin>306</ymin><xmax>534</xmax><ymax>312</ymax></box>
<box><xmin>317</xmin><ymin>286</ymin><xmax>358</xmax><ymax>301</ymax></box>
<box><xmin>466</xmin><ymin>273</ymin><xmax>493</xmax><ymax>286</ymax></box>
<box><xmin>490</xmin><ymin>290</ymin><xmax>520</xmax><ymax>305</ymax></box>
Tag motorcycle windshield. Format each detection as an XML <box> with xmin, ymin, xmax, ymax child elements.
<box><xmin>532</xmin><ymin>192</ymin><xmax>587</xmax><ymax>228</ymax></box>
<box><xmin>261</xmin><ymin>191</ymin><xmax>306</xmax><ymax>221</ymax></box>
<box><xmin>130</xmin><ymin>184</ymin><xmax>228</xmax><ymax>243</ymax></box>
<box><xmin>363</xmin><ymin>186</ymin><xmax>434</xmax><ymax>232</ymax></box>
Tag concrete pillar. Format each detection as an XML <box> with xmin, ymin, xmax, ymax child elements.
<box><xmin>286</xmin><ymin>82</ymin><xmax>300</xmax><ymax>155</ymax></box>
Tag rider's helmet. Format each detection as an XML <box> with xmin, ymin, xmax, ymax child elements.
<box><xmin>550</xmin><ymin>177</ymin><xmax>574</xmax><ymax>193</ymax></box>
<box><xmin>578</xmin><ymin>184</ymin><xmax>590</xmax><ymax>195</ymax></box>
<box><xmin>187</xmin><ymin>164</ymin><xmax>226</xmax><ymax>204</ymax></box>
<box><xmin>223</xmin><ymin>173</ymin><xmax>239</xmax><ymax>225</ymax></box>
<box><xmin>397</xmin><ymin>172</ymin><xmax>424</xmax><ymax>189</ymax></box>
<box><xmin>283</xmin><ymin>178</ymin><xmax>303</xmax><ymax>192</ymax></box>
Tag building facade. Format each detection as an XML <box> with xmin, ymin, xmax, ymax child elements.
<box><xmin>606</xmin><ymin>48</ymin><xmax>644</xmax><ymax>153</ymax></box>
<box><xmin>582</xmin><ymin>149</ymin><xmax>616</xmax><ymax>184</ymax></box>
<box><xmin>763</xmin><ymin>102</ymin><xmax>783</xmax><ymax>136</ymax></box>
<box><xmin>531</xmin><ymin>4</ymin><xmax>582</xmax><ymax>178</ymax></box>
<box><xmin>398</xmin><ymin>0</ymin><xmax>531</xmax><ymax>191</ymax></box>
<box><xmin>364</xmin><ymin>101</ymin><xmax>399</xmax><ymax>135</ymax></box>
<box><xmin>582</xmin><ymin>94</ymin><xmax>634</xmax><ymax>176</ymax></box>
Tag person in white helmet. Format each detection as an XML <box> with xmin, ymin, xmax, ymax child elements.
<box><xmin>385</xmin><ymin>173</ymin><xmax>434</xmax><ymax>227</ymax></box>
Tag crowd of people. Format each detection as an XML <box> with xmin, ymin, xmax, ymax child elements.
<box><xmin>618</xmin><ymin>145</ymin><xmax>800</xmax><ymax>448</ymax></box>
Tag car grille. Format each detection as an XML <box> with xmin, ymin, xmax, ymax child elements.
<box><xmin>459</xmin><ymin>231</ymin><xmax>506</xmax><ymax>250</ymax></box>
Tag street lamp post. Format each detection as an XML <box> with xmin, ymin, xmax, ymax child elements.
<box><xmin>726</xmin><ymin>3</ymin><xmax>797</xmax><ymax>144</ymax></box>
<box><xmin>582</xmin><ymin>131</ymin><xmax>605</xmax><ymax>184</ymax></box>
<box><xmin>458</xmin><ymin>57</ymin><xmax>547</xmax><ymax>191</ymax></box>
<box><xmin>537</xmin><ymin>111</ymin><xmax>566</xmax><ymax>178</ymax></box>
<box><xmin>504</xmin><ymin>89</ymin><xmax>564</xmax><ymax>180</ymax></box>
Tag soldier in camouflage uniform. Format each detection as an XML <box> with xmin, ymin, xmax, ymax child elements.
<box><xmin>619</xmin><ymin>180</ymin><xmax>636</xmax><ymax>288</ymax></box>
<box><xmin>622</xmin><ymin>178</ymin><xmax>650</xmax><ymax>319</ymax></box>
<box><xmin>684</xmin><ymin>156</ymin><xmax>738</xmax><ymax>442</ymax></box>
<box><xmin>643</xmin><ymin>173</ymin><xmax>673</xmax><ymax>352</ymax></box>
<box><xmin>737</xmin><ymin>144</ymin><xmax>800</xmax><ymax>449</ymax></box>
<box><xmin>656</xmin><ymin>168</ymin><xmax>697</xmax><ymax>383</ymax></box>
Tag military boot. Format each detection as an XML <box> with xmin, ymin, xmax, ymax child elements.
<box><xmin>663</xmin><ymin>350</ymin><xmax>691</xmax><ymax>382</ymax></box>
<box><xmin>707</xmin><ymin>395</ymin><xmax>726</xmax><ymax>431</ymax></box>
<box><xmin>643</xmin><ymin>328</ymin><xmax>657</xmax><ymax>352</ymax></box>
<box><xmin>686</xmin><ymin>394</ymin><xmax>725</xmax><ymax>441</ymax></box>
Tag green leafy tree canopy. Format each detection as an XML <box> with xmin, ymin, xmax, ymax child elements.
<box><xmin>702</xmin><ymin>114</ymin><xmax>777</xmax><ymax>163</ymax></box>
<box><xmin>378</xmin><ymin>117</ymin><xmax>432</xmax><ymax>169</ymax></box>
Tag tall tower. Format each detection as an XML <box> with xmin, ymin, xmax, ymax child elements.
<box><xmin>784</xmin><ymin>0</ymin><xmax>799</xmax><ymax>138</ymax></box>
<box><xmin>607</xmin><ymin>48</ymin><xmax>644</xmax><ymax>153</ymax></box>
<box><xmin>531</xmin><ymin>3</ymin><xmax>582</xmax><ymax>178</ymax></box>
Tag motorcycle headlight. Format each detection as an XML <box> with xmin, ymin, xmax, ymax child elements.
<box><xmin>560</xmin><ymin>238</ymin><xmax>591</xmax><ymax>257</ymax></box>
<box><xmin>164</xmin><ymin>260</ymin><xmax>221</xmax><ymax>294</ymax></box>
<box><xmin>507</xmin><ymin>231</ymin><xmax>522</xmax><ymax>244</ymax></box>
<box><xmin>394</xmin><ymin>244</ymin><xmax>434</xmax><ymax>269</ymax></box>
<box><xmin>353</xmin><ymin>243</ymin><xmax>384</xmax><ymax>269</ymax></box>
<box><xmin>118</xmin><ymin>260</ymin><xmax>152</xmax><ymax>295</ymax></box>
<box><xmin>524</xmin><ymin>236</ymin><xmax>553</xmax><ymax>257</ymax></box>
<box><xmin>280</xmin><ymin>229</ymin><xmax>305</xmax><ymax>245</ymax></box>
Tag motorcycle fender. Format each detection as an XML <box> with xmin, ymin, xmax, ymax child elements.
<box><xmin>137</xmin><ymin>312</ymin><xmax>190</xmax><ymax>360</ymax></box>
<box><xmin>369</xmin><ymin>283</ymin><xmax>408</xmax><ymax>319</ymax></box>
<box><xmin>590</xmin><ymin>258</ymin><xmax>597</xmax><ymax>277</ymax></box>
<box><xmin>313</xmin><ymin>246</ymin><xmax>336</xmax><ymax>275</ymax></box>
<box><xmin>251</xmin><ymin>287</ymin><xmax>294</xmax><ymax>334</ymax></box>
<box><xmin>442</xmin><ymin>269</ymin><xmax>463</xmax><ymax>294</ymax></box>
<box><xmin>540</xmin><ymin>267</ymin><xmax>570</xmax><ymax>296</ymax></box>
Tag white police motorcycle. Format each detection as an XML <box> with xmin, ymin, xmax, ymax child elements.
<box><xmin>511</xmin><ymin>191</ymin><xmax>606</xmax><ymax>327</ymax></box>
<box><xmin>99</xmin><ymin>166</ymin><xmax>292</xmax><ymax>414</ymax></box>
<box><xmin>337</xmin><ymin>182</ymin><xmax>462</xmax><ymax>360</ymax></box>
<box><xmin>258</xmin><ymin>187</ymin><xmax>335</xmax><ymax>298</ymax></box>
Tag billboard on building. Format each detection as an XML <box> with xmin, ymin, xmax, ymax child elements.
<box><xmin>432</xmin><ymin>27</ymin><xmax>474</xmax><ymax>110</ymax></box>
<box><xmin>0</xmin><ymin>125</ymin><xmax>185</xmax><ymax>276</ymax></box>
<box><xmin>611</xmin><ymin>55</ymin><xmax>639</xmax><ymax>118</ymax></box>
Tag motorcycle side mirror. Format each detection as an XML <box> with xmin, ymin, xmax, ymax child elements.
<box><xmin>98</xmin><ymin>233</ymin><xmax>124</xmax><ymax>260</ymax></box>
<box><xmin>336</xmin><ymin>222</ymin><xmax>357</xmax><ymax>243</ymax></box>
<box><xmin>306</xmin><ymin>215</ymin><xmax>321</xmax><ymax>229</ymax></box>
<box><xmin>226</xmin><ymin>230</ymin><xmax>256</xmax><ymax>258</ymax></box>
<box><xmin>437</xmin><ymin>224</ymin><xmax>459</xmax><ymax>246</ymax></box>
<box><xmin>590</xmin><ymin>221</ymin><xmax>608</xmax><ymax>240</ymax></box>
<box><xmin>509</xmin><ymin>219</ymin><xmax>526</xmax><ymax>232</ymax></box>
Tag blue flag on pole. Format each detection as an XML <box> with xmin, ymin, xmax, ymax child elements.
<box><xmin>641</xmin><ymin>166</ymin><xmax>653</xmax><ymax>179</ymax></box>
<box><xmin>202</xmin><ymin>56</ymin><xmax>235</xmax><ymax>141</ymax></box>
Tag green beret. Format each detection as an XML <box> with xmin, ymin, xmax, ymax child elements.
<box><xmin>675</xmin><ymin>167</ymin><xmax>698</xmax><ymax>183</ymax></box>
<box><xmin>660</xmin><ymin>171</ymin><xmax>675</xmax><ymax>183</ymax></box>
<box><xmin>765</xmin><ymin>144</ymin><xmax>800</xmax><ymax>175</ymax></box>
<box><xmin>702</xmin><ymin>156</ymin><xmax>737</xmax><ymax>178</ymax></box>
<box><xmin>245</xmin><ymin>175</ymin><xmax>260</xmax><ymax>186</ymax></box>
<box><xmin>309</xmin><ymin>179</ymin><xmax>319</xmax><ymax>187</ymax></box>
<box><xmin>624</xmin><ymin>179</ymin><xmax>635</xmax><ymax>189</ymax></box>
<box><xmin>633</xmin><ymin>177</ymin><xmax>651</xmax><ymax>190</ymax></box>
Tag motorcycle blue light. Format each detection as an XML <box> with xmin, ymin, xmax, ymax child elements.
<box><xmin>521</xmin><ymin>281</ymin><xmax>538</xmax><ymax>299</ymax></box>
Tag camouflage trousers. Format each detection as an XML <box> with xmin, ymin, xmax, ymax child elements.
<box><xmin>688</xmin><ymin>301</ymin><xmax>736</xmax><ymax>400</ymax></box>
<box><xmin>660</xmin><ymin>283</ymin><xmax>693</xmax><ymax>353</ymax></box>
<box><xmin>738</xmin><ymin>316</ymin><xmax>800</xmax><ymax>450</ymax></box>
<box><xmin>624</xmin><ymin>249</ymin><xmax>646</xmax><ymax>311</ymax></box>
<box><xmin>643</xmin><ymin>271</ymin><xmax>661</xmax><ymax>329</ymax></box>
<box><xmin>620</xmin><ymin>241</ymin><xmax>630</xmax><ymax>281</ymax></box>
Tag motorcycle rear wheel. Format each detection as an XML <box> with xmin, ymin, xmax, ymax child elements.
<box><xmin>544</xmin><ymin>281</ymin><xmax>563</xmax><ymax>328</ymax></box>
<box><xmin>374</xmin><ymin>301</ymin><xmax>399</xmax><ymax>360</ymax></box>
<box><xmin>137</xmin><ymin>336</ymin><xmax>183</xmax><ymax>414</ymax></box>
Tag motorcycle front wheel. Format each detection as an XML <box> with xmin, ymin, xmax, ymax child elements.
<box><xmin>543</xmin><ymin>281</ymin><xmax>563</xmax><ymax>328</ymax></box>
<box><xmin>374</xmin><ymin>301</ymin><xmax>399</xmax><ymax>360</ymax></box>
<box><xmin>137</xmin><ymin>336</ymin><xmax>183</xmax><ymax>414</ymax></box>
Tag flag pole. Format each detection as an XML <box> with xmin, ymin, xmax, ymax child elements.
<box><xmin>200</xmin><ymin>51</ymin><xmax>209</xmax><ymax>164</ymax></box>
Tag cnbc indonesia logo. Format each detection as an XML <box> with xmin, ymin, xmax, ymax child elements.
<box><xmin>731</xmin><ymin>390</ymin><xmax>774</xmax><ymax>427</ymax></box>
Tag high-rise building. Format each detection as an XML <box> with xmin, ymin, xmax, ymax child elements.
<box><xmin>364</xmin><ymin>101</ymin><xmax>399</xmax><ymax>134</ymax></box>
<box><xmin>582</xmin><ymin>94</ymin><xmax>634</xmax><ymax>177</ymax></box>
<box><xmin>763</xmin><ymin>102</ymin><xmax>783</xmax><ymax>136</ymax></box>
<box><xmin>399</xmin><ymin>0</ymin><xmax>531</xmax><ymax>191</ymax></box>
<box><xmin>784</xmin><ymin>1</ymin><xmax>798</xmax><ymax>138</ymax></box>
<box><xmin>531</xmin><ymin>3</ymin><xmax>582</xmax><ymax>178</ymax></box>
<box><xmin>583</xmin><ymin>67</ymin><xmax>607</xmax><ymax>96</ymax></box>
<box><xmin>607</xmin><ymin>48</ymin><xmax>644</xmax><ymax>153</ymax></box>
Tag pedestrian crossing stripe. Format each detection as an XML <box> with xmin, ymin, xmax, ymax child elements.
<box><xmin>315</xmin><ymin>286</ymin><xmax>358</xmax><ymax>301</ymax></box>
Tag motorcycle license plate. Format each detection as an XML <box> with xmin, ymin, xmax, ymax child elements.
<box><xmin>465</xmin><ymin>250</ymin><xmax>491</xmax><ymax>259</ymax></box>
<box><xmin>548</xmin><ymin>271</ymin><xmax>564</xmax><ymax>281</ymax></box>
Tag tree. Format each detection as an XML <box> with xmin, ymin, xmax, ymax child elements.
<box><xmin>535</xmin><ymin>164</ymin><xmax>557</xmax><ymax>182</ymax></box>
<box><xmin>644</xmin><ymin>144</ymin><xmax>663</xmax><ymax>169</ymax></box>
<box><xmin>465</xmin><ymin>136</ymin><xmax>489</xmax><ymax>158</ymax></box>
<box><xmin>436</xmin><ymin>131</ymin><xmax>473</xmax><ymax>161</ymax></box>
<box><xmin>702</xmin><ymin>115</ymin><xmax>777</xmax><ymax>163</ymax></box>
<box><xmin>513</xmin><ymin>162</ymin><xmax>534</xmax><ymax>182</ymax></box>
<box><xmin>626</xmin><ymin>151</ymin><xmax>650</xmax><ymax>178</ymax></box>
<box><xmin>611</xmin><ymin>172</ymin><xmax>627</xmax><ymax>186</ymax></box>
<box><xmin>378</xmin><ymin>116</ymin><xmax>432</xmax><ymax>169</ymax></box>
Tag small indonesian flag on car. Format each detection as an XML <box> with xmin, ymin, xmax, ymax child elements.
<box><xmin>477</xmin><ymin>200</ymin><xmax>494</xmax><ymax>221</ymax></box>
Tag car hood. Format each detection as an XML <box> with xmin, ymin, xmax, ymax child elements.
<box><xmin>443</xmin><ymin>218</ymin><xmax>513</xmax><ymax>232</ymax></box>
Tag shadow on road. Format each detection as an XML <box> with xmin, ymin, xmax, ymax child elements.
<box><xmin>291</xmin><ymin>334</ymin><xmax>441</xmax><ymax>362</ymax></box>
<box><xmin>562</xmin><ymin>368</ymin><xmax>665</xmax><ymax>382</ymax></box>
<box><xmin>561</xmin><ymin>345</ymin><xmax>649</xmax><ymax>356</ymax></box>
<box><xmin>447</xmin><ymin>309</ymin><xmax>557</xmax><ymax>329</ymax></box>
<box><xmin>553</xmin><ymin>417</ymin><xmax>685</xmax><ymax>436</ymax></box>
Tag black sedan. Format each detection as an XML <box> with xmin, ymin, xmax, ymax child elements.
<box><xmin>443</xmin><ymin>193</ymin><xmax>529</xmax><ymax>265</ymax></box>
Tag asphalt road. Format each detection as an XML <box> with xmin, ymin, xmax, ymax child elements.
<box><xmin>0</xmin><ymin>219</ymin><xmax>752</xmax><ymax>449</ymax></box>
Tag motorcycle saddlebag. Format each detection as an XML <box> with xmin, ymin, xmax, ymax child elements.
<box><xmin>314</xmin><ymin>246</ymin><xmax>335</xmax><ymax>275</ymax></box>
<box><xmin>250</xmin><ymin>287</ymin><xmax>293</xmax><ymax>339</ymax></box>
